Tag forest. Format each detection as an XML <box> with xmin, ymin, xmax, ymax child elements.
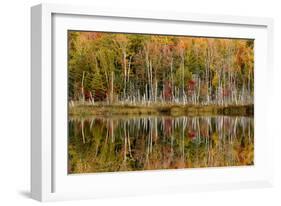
<box><xmin>68</xmin><ymin>31</ymin><xmax>254</xmax><ymax>112</ymax></box>
<box><xmin>68</xmin><ymin>31</ymin><xmax>254</xmax><ymax>173</ymax></box>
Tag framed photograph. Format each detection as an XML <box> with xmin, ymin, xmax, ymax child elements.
<box><xmin>31</xmin><ymin>3</ymin><xmax>274</xmax><ymax>201</ymax></box>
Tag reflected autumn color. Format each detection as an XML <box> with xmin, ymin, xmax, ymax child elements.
<box><xmin>68</xmin><ymin>115</ymin><xmax>254</xmax><ymax>174</ymax></box>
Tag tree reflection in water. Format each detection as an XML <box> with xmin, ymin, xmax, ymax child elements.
<box><xmin>68</xmin><ymin>115</ymin><xmax>254</xmax><ymax>174</ymax></box>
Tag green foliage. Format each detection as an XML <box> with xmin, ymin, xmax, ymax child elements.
<box><xmin>68</xmin><ymin>31</ymin><xmax>254</xmax><ymax>105</ymax></box>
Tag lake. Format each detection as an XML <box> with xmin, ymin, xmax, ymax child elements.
<box><xmin>68</xmin><ymin>115</ymin><xmax>254</xmax><ymax>174</ymax></box>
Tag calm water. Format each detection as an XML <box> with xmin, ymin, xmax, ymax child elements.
<box><xmin>68</xmin><ymin>115</ymin><xmax>254</xmax><ymax>174</ymax></box>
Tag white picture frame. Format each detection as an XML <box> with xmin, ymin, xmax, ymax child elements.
<box><xmin>31</xmin><ymin>3</ymin><xmax>274</xmax><ymax>202</ymax></box>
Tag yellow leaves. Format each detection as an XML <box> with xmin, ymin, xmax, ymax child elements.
<box><xmin>115</xmin><ymin>34</ymin><xmax>128</xmax><ymax>44</ymax></box>
<box><xmin>212</xmin><ymin>73</ymin><xmax>219</xmax><ymax>88</ymax></box>
<box><xmin>212</xmin><ymin>132</ymin><xmax>219</xmax><ymax>146</ymax></box>
<box><xmin>152</xmin><ymin>35</ymin><xmax>172</xmax><ymax>45</ymax></box>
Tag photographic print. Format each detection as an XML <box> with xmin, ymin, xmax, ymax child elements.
<box><xmin>67</xmin><ymin>31</ymin><xmax>254</xmax><ymax>174</ymax></box>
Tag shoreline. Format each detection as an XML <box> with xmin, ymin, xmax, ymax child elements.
<box><xmin>69</xmin><ymin>103</ymin><xmax>254</xmax><ymax>117</ymax></box>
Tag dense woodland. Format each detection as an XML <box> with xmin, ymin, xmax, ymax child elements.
<box><xmin>68</xmin><ymin>31</ymin><xmax>254</xmax><ymax>106</ymax></box>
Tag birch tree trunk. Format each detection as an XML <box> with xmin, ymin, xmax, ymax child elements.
<box><xmin>181</xmin><ymin>51</ymin><xmax>185</xmax><ymax>102</ymax></box>
<box><xmin>170</xmin><ymin>58</ymin><xmax>174</xmax><ymax>102</ymax></box>
<box><xmin>111</xmin><ymin>71</ymin><xmax>114</xmax><ymax>103</ymax></box>
<box><xmin>123</xmin><ymin>50</ymin><xmax>127</xmax><ymax>100</ymax></box>
<box><xmin>81</xmin><ymin>71</ymin><xmax>86</xmax><ymax>104</ymax></box>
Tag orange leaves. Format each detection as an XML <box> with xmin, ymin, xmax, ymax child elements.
<box><xmin>238</xmin><ymin>143</ymin><xmax>254</xmax><ymax>165</ymax></box>
<box><xmin>235</xmin><ymin>40</ymin><xmax>254</xmax><ymax>74</ymax></box>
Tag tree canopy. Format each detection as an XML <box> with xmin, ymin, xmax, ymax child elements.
<box><xmin>68</xmin><ymin>31</ymin><xmax>254</xmax><ymax>105</ymax></box>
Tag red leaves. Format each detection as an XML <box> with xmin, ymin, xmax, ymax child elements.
<box><xmin>187</xmin><ymin>79</ymin><xmax>196</xmax><ymax>95</ymax></box>
<box><xmin>84</xmin><ymin>88</ymin><xmax>106</xmax><ymax>101</ymax></box>
<box><xmin>164</xmin><ymin>118</ymin><xmax>172</xmax><ymax>135</ymax></box>
<box><xmin>188</xmin><ymin>80</ymin><xmax>196</xmax><ymax>87</ymax></box>
<box><xmin>84</xmin><ymin>90</ymin><xmax>92</xmax><ymax>100</ymax></box>
<box><xmin>188</xmin><ymin>130</ymin><xmax>196</xmax><ymax>139</ymax></box>
<box><xmin>223</xmin><ymin>88</ymin><xmax>231</xmax><ymax>97</ymax></box>
<box><xmin>163</xmin><ymin>80</ymin><xmax>172</xmax><ymax>101</ymax></box>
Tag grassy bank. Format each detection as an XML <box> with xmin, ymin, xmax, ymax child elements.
<box><xmin>69</xmin><ymin>103</ymin><xmax>254</xmax><ymax>117</ymax></box>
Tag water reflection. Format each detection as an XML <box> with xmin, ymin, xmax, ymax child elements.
<box><xmin>68</xmin><ymin>115</ymin><xmax>254</xmax><ymax>174</ymax></box>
